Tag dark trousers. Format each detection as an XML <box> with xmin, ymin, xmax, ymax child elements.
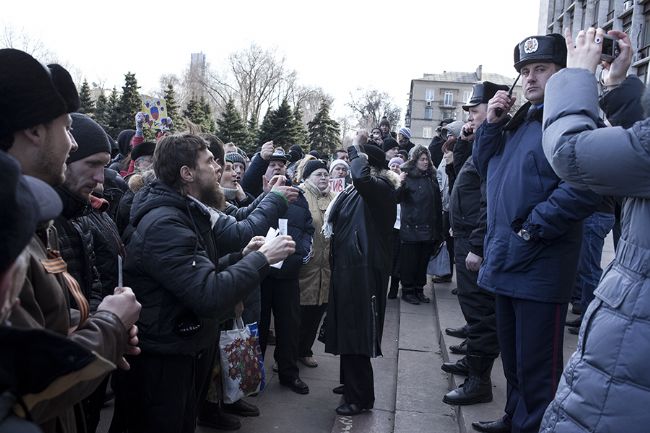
<box><xmin>390</xmin><ymin>228</ymin><xmax>401</xmax><ymax>281</ymax></box>
<box><xmin>110</xmin><ymin>345</ymin><xmax>216</xmax><ymax>433</ymax></box>
<box><xmin>442</xmin><ymin>211</ymin><xmax>454</xmax><ymax>275</ymax></box>
<box><xmin>400</xmin><ymin>241</ymin><xmax>433</xmax><ymax>293</ymax></box>
<box><xmin>340</xmin><ymin>354</ymin><xmax>375</xmax><ymax>408</ymax></box>
<box><xmin>299</xmin><ymin>304</ymin><xmax>327</xmax><ymax>357</ymax></box>
<box><xmin>571</xmin><ymin>212</ymin><xmax>615</xmax><ymax>312</ymax></box>
<box><xmin>259</xmin><ymin>276</ymin><xmax>300</xmax><ymax>381</ymax></box>
<box><xmin>454</xmin><ymin>236</ymin><xmax>499</xmax><ymax>357</ymax></box>
<box><xmin>495</xmin><ymin>295</ymin><xmax>567</xmax><ymax>433</ymax></box>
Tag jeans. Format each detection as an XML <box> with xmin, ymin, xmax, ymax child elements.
<box><xmin>572</xmin><ymin>212</ymin><xmax>615</xmax><ymax>313</ymax></box>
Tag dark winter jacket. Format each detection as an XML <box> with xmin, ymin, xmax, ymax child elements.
<box><xmin>84</xmin><ymin>196</ymin><xmax>124</xmax><ymax>300</ymax></box>
<box><xmin>240</xmin><ymin>153</ymin><xmax>314</xmax><ymax>279</ymax></box>
<box><xmin>397</xmin><ymin>151</ymin><xmax>443</xmax><ymax>243</ymax></box>
<box><xmin>53</xmin><ymin>187</ymin><xmax>103</xmax><ymax>311</ymax></box>
<box><xmin>103</xmin><ymin>168</ymin><xmax>128</xmax><ymax>222</ymax></box>
<box><xmin>472</xmin><ymin>102</ymin><xmax>602</xmax><ymax>303</ymax></box>
<box><xmin>428</xmin><ymin>135</ymin><xmax>445</xmax><ymax>167</ymax></box>
<box><xmin>540</xmin><ymin>69</ymin><xmax>650</xmax><ymax>433</ymax></box>
<box><xmin>325</xmin><ymin>145</ymin><xmax>400</xmax><ymax>357</ymax></box>
<box><xmin>449</xmin><ymin>157</ymin><xmax>486</xmax><ymax>257</ymax></box>
<box><xmin>124</xmin><ymin>181</ymin><xmax>270</xmax><ymax>355</ymax></box>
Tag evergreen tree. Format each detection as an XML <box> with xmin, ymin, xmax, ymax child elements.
<box><xmin>216</xmin><ymin>98</ymin><xmax>248</xmax><ymax>148</ymax></box>
<box><xmin>200</xmin><ymin>96</ymin><xmax>216</xmax><ymax>133</ymax></box>
<box><xmin>78</xmin><ymin>80</ymin><xmax>94</xmax><ymax>115</ymax></box>
<box><xmin>257</xmin><ymin>108</ymin><xmax>276</xmax><ymax>146</ymax></box>
<box><xmin>268</xmin><ymin>99</ymin><xmax>294</xmax><ymax>148</ymax></box>
<box><xmin>292</xmin><ymin>106</ymin><xmax>309</xmax><ymax>148</ymax></box>
<box><xmin>163</xmin><ymin>83</ymin><xmax>179</xmax><ymax>130</ymax></box>
<box><xmin>106</xmin><ymin>87</ymin><xmax>121</xmax><ymax>138</ymax></box>
<box><xmin>245</xmin><ymin>117</ymin><xmax>259</xmax><ymax>154</ymax></box>
<box><xmin>308</xmin><ymin>100</ymin><xmax>341</xmax><ymax>157</ymax></box>
<box><xmin>183</xmin><ymin>97</ymin><xmax>204</xmax><ymax>127</ymax></box>
<box><xmin>94</xmin><ymin>92</ymin><xmax>109</xmax><ymax>127</ymax></box>
<box><xmin>117</xmin><ymin>72</ymin><xmax>142</xmax><ymax>131</ymax></box>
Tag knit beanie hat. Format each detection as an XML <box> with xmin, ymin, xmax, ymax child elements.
<box><xmin>329</xmin><ymin>159</ymin><xmax>349</xmax><ymax>174</ymax></box>
<box><xmin>389</xmin><ymin>157</ymin><xmax>404</xmax><ymax>167</ymax></box>
<box><xmin>382</xmin><ymin>137</ymin><xmax>400</xmax><ymax>153</ymax></box>
<box><xmin>398</xmin><ymin>127</ymin><xmax>411</xmax><ymax>139</ymax></box>
<box><xmin>68</xmin><ymin>113</ymin><xmax>112</xmax><ymax>163</ymax></box>
<box><xmin>363</xmin><ymin>144</ymin><xmax>388</xmax><ymax>169</ymax></box>
<box><xmin>0</xmin><ymin>49</ymin><xmax>80</xmax><ymax>141</ymax></box>
<box><xmin>441</xmin><ymin>120</ymin><xmax>464</xmax><ymax>139</ymax></box>
<box><xmin>225</xmin><ymin>151</ymin><xmax>247</xmax><ymax>168</ymax></box>
<box><xmin>117</xmin><ymin>129</ymin><xmax>136</xmax><ymax>156</ymax></box>
<box><xmin>302</xmin><ymin>159</ymin><xmax>328</xmax><ymax>180</ymax></box>
<box><xmin>288</xmin><ymin>144</ymin><xmax>304</xmax><ymax>162</ymax></box>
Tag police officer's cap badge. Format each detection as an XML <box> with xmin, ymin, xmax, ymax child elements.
<box><xmin>523</xmin><ymin>38</ymin><xmax>538</xmax><ymax>54</ymax></box>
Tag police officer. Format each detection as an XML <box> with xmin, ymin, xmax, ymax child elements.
<box><xmin>471</xmin><ymin>35</ymin><xmax>601</xmax><ymax>433</ymax></box>
<box><xmin>442</xmin><ymin>81</ymin><xmax>508</xmax><ymax>407</ymax></box>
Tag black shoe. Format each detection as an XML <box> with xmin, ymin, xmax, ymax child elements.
<box><xmin>387</xmin><ymin>291</ymin><xmax>397</xmax><ymax>299</ymax></box>
<box><xmin>280</xmin><ymin>377</ymin><xmax>309</xmax><ymax>395</ymax></box>
<box><xmin>443</xmin><ymin>355</ymin><xmax>494</xmax><ymax>406</ymax></box>
<box><xmin>223</xmin><ymin>399</ymin><xmax>260</xmax><ymax>417</ymax></box>
<box><xmin>451</xmin><ymin>288</ymin><xmax>458</xmax><ymax>295</ymax></box>
<box><xmin>568</xmin><ymin>326</ymin><xmax>579</xmax><ymax>335</ymax></box>
<box><xmin>432</xmin><ymin>274</ymin><xmax>452</xmax><ymax>283</ymax></box>
<box><xmin>332</xmin><ymin>385</ymin><xmax>345</xmax><ymax>395</ymax></box>
<box><xmin>471</xmin><ymin>417</ymin><xmax>511</xmax><ymax>433</ymax></box>
<box><xmin>445</xmin><ymin>325</ymin><xmax>468</xmax><ymax>339</ymax></box>
<box><xmin>441</xmin><ymin>356</ymin><xmax>469</xmax><ymax>376</ymax></box>
<box><xmin>565</xmin><ymin>316</ymin><xmax>582</xmax><ymax>327</ymax></box>
<box><xmin>416</xmin><ymin>292</ymin><xmax>431</xmax><ymax>303</ymax></box>
<box><xmin>449</xmin><ymin>339</ymin><xmax>468</xmax><ymax>355</ymax></box>
<box><xmin>198</xmin><ymin>402</ymin><xmax>242</xmax><ymax>431</ymax></box>
<box><xmin>335</xmin><ymin>403</ymin><xmax>372</xmax><ymax>416</ymax></box>
<box><xmin>402</xmin><ymin>293</ymin><xmax>420</xmax><ymax>305</ymax></box>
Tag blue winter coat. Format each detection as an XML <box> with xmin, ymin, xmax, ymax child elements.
<box><xmin>540</xmin><ymin>69</ymin><xmax>650</xmax><ymax>433</ymax></box>
<box><xmin>473</xmin><ymin>103</ymin><xmax>601</xmax><ymax>303</ymax></box>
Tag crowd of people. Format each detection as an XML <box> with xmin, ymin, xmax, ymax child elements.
<box><xmin>1</xmin><ymin>23</ymin><xmax>648</xmax><ymax>433</ymax></box>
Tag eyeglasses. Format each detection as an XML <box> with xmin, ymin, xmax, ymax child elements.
<box><xmin>311</xmin><ymin>172</ymin><xmax>330</xmax><ymax>178</ymax></box>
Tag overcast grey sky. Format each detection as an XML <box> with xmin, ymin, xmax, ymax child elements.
<box><xmin>3</xmin><ymin>0</ymin><xmax>540</xmax><ymax>121</ymax></box>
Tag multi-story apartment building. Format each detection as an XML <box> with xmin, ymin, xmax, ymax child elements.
<box><xmin>405</xmin><ymin>66</ymin><xmax>520</xmax><ymax>148</ymax></box>
<box><xmin>540</xmin><ymin>0</ymin><xmax>650</xmax><ymax>82</ymax></box>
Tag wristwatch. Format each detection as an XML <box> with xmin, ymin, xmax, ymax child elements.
<box><xmin>517</xmin><ymin>228</ymin><xmax>531</xmax><ymax>241</ymax></box>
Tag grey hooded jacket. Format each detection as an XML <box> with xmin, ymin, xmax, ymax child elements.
<box><xmin>540</xmin><ymin>68</ymin><xmax>650</xmax><ymax>433</ymax></box>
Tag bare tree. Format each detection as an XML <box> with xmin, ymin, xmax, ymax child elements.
<box><xmin>1</xmin><ymin>25</ymin><xmax>56</xmax><ymax>62</ymax></box>
<box><xmin>346</xmin><ymin>88</ymin><xmax>401</xmax><ymax>130</ymax></box>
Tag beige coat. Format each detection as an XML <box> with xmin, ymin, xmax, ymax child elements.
<box><xmin>298</xmin><ymin>181</ymin><xmax>335</xmax><ymax>305</ymax></box>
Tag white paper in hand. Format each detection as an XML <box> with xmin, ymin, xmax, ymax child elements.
<box><xmin>278</xmin><ymin>218</ymin><xmax>288</xmax><ymax>236</ymax></box>
<box><xmin>266</xmin><ymin>227</ymin><xmax>284</xmax><ymax>269</ymax></box>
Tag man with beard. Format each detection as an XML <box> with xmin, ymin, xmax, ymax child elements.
<box><xmin>115</xmin><ymin>134</ymin><xmax>296</xmax><ymax>433</ymax></box>
<box><xmin>1</xmin><ymin>48</ymin><xmax>141</xmax><ymax>433</ymax></box>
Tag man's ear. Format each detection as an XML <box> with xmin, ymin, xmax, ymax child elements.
<box><xmin>180</xmin><ymin>165</ymin><xmax>194</xmax><ymax>183</ymax></box>
<box><xmin>19</xmin><ymin>124</ymin><xmax>48</xmax><ymax>147</ymax></box>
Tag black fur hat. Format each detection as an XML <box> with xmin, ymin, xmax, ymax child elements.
<box><xmin>0</xmin><ymin>49</ymin><xmax>80</xmax><ymax>140</ymax></box>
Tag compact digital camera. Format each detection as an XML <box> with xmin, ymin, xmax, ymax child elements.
<box><xmin>601</xmin><ymin>35</ymin><xmax>620</xmax><ymax>63</ymax></box>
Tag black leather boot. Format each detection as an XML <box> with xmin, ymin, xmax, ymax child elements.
<box><xmin>443</xmin><ymin>356</ymin><xmax>494</xmax><ymax>406</ymax></box>
<box><xmin>401</xmin><ymin>288</ymin><xmax>420</xmax><ymax>305</ymax></box>
<box><xmin>441</xmin><ymin>356</ymin><xmax>469</xmax><ymax>376</ymax></box>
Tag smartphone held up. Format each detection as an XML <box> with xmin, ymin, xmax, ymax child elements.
<box><xmin>601</xmin><ymin>35</ymin><xmax>620</xmax><ymax>63</ymax></box>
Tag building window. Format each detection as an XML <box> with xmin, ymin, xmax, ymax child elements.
<box><xmin>592</xmin><ymin>0</ymin><xmax>600</xmax><ymax>26</ymax></box>
<box><xmin>463</xmin><ymin>90</ymin><xmax>472</xmax><ymax>103</ymax></box>
<box><xmin>606</xmin><ymin>0</ymin><xmax>615</xmax><ymax>20</ymax></box>
<box><xmin>622</xmin><ymin>12</ymin><xmax>632</xmax><ymax>36</ymax></box>
<box><xmin>422</xmin><ymin>126</ymin><xmax>433</xmax><ymax>139</ymax></box>
<box><xmin>443</xmin><ymin>91</ymin><xmax>454</xmax><ymax>106</ymax></box>
<box><xmin>442</xmin><ymin>109</ymin><xmax>455</xmax><ymax>120</ymax></box>
<box><xmin>425</xmin><ymin>88</ymin><xmax>434</xmax><ymax>101</ymax></box>
<box><xmin>424</xmin><ymin>106</ymin><xmax>433</xmax><ymax>120</ymax></box>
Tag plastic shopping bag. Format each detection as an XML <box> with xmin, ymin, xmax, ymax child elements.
<box><xmin>219</xmin><ymin>318</ymin><xmax>263</xmax><ymax>403</ymax></box>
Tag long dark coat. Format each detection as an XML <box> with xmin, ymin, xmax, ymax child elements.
<box><xmin>324</xmin><ymin>146</ymin><xmax>399</xmax><ymax>357</ymax></box>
